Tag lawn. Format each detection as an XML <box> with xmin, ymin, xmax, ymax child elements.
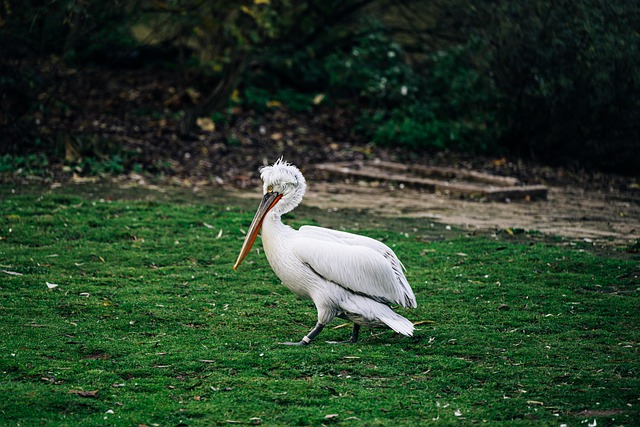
<box><xmin>0</xmin><ymin>183</ymin><xmax>638</xmax><ymax>426</ymax></box>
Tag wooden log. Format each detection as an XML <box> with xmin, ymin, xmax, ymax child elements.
<box><xmin>314</xmin><ymin>162</ymin><xmax>547</xmax><ymax>201</ymax></box>
<box><xmin>372</xmin><ymin>161</ymin><xmax>520</xmax><ymax>186</ymax></box>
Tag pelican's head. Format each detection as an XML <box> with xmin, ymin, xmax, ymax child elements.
<box><xmin>233</xmin><ymin>158</ymin><xmax>306</xmax><ymax>270</ymax></box>
<box><xmin>260</xmin><ymin>158</ymin><xmax>306</xmax><ymax>216</ymax></box>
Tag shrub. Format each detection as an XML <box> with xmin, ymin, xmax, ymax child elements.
<box><xmin>324</xmin><ymin>34</ymin><xmax>500</xmax><ymax>152</ymax></box>
<box><xmin>469</xmin><ymin>0</ymin><xmax>640</xmax><ymax>172</ymax></box>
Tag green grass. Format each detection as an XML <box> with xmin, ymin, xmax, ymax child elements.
<box><xmin>0</xmin><ymin>184</ymin><xmax>638</xmax><ymax>426</ymax></box>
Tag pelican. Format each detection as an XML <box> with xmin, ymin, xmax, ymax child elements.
<box><xmin>233</xmin><ymin>158</ymin><xmax>417</xmax><ymax>345</ymax></box>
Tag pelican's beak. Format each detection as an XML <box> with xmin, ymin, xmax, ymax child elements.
<box><xmin>233</xmin><ymin>191</ymin><xmax>282</xmax><ymax>270</ymax></box>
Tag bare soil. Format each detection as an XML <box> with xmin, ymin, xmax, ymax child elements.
<box><xmin>298</xmin><ymin>181</ymin><xmax>640</xmax><ymax>246</ymax></box>
<box><xmin>221</xmin><ymin>176</ymin><xmax>640</xmax><ymax>248</ymax></box>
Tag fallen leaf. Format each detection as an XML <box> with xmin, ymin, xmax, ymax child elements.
<box><xmin>2</xmin><ymin>270</ymin><xmax>23</xmax><ymax>276</ymax></box>
<box><xmin>493</xmin><ymin>157</ymin><xmax>507</xmax><ymax>167</ymax></box>
<box><xmin>46</xmin><ymin>282</ymin><xmax>59</xmax><ymax>289</ymax></box>
<box><xmin>413</xmin><ymin>320</ymin><xmax>436</xmax><ymax>326</ymax></box>
<box><xmin>71</xmin><ymin>174</ymin><xmax>98</xmax><ymax>184</ymax></box>
<box><xmin>312</xmin><ymin>93</ymin><xmax>325</xmax><ymax>105</ymax></box>
<box><xmin>231</xmin><ymin>89</ymin><xmax>240</xmax><ymax>103</ymax></box>
<box><xmin>324</xmin><ymin>414</ymin><xmax>339</xmax><ymax>419</ymax></box>
<box><xmin>203</xmin><ymin>222</ymin><xmax>215</xmax><ymax>229</ymax></box>
<box><xmin>527</xmin><ymin>400</ymin><xmax>544</xmax><ymax>406</ymax></box>
<box><xmin>186</xmin><ymin>87</ymin><xmax>201</xmax><ymax>103</ymax></box>
<box><xmin>331</xmin><ymin>323</ymin><xmax>350</xmax><ymax>330</ymax></box>
<box><xmin>196</xmin><ymin>117</ymin><xmax>215</xmax><ymax>132</ymax></box>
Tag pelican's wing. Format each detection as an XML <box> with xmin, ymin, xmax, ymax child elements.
<box><xmin>293</xmin><ymin>226</ymin><xmax>417</xmax><ymax>308</ymax></box>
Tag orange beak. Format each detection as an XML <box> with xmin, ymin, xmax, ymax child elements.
<box><xmin>233</xmin><ymin>192</ymin><xmax>282</xmax><ymax>270</ymax></box>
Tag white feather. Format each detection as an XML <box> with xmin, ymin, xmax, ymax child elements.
<box><xmin>248</xmin><ymin>159</ymin><xmax>417</xmax><ymax>340</ymax></box>
<box><xmin>295</xmin><ymin>225</ymin><xmax>416</xmax><ymax>308</ymax></box>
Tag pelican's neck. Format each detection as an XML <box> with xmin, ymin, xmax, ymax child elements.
<box><xmin>263</xmin><ymin>210</ymin><xmax>292</xmax><ymax>234</ymax></box>
<box><xmin>261</xmin><ymin>185</ymin><xmax>304</xmax><ymax>247</ymax></box>
<box><xmin>261</xmin><ymin>210</ymin><xmax>295</xmax><ymax>258</ymax></box>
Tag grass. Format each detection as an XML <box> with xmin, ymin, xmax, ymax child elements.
<box><xmin>0</xmin><ymin>183</ymin><xmax>638</xmax><ymax>426</ymax></box>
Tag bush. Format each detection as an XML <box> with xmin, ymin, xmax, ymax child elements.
<box><xmin>324</xmin><ymin>34</ymin><xmax>500</xmax><ymax>152</ymax></box>
<box><xmin>469</xmin><ymin>0</ymin><xmax>640</xmax><ymax>172</ymax></box>
<box><xmin>2</xmin><ymin>0</ymin><xmax>638</xmax><ymax>174</ymax></box>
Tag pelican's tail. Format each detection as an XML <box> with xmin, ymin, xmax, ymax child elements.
<box><xmin>379</xmin><ymin>312</ymin><xmax>415</xmax><ymax>337</ymax></box>
<box><xmin>340</xmin><ymin>295</ymin><xmax>415</xmax><ymax>337</ymax></box>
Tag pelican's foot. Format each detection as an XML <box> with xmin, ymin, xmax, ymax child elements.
<box><xmin>327</xmin><ymin>324</ymin><xmax>360</xmax><ymax>344</ymax></box>
<box><xmin>279</xmin><ymin>322</ymin><xmax>325</xmax><ymax>346</ymax></box>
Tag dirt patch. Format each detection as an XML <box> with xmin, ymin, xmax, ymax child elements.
<box><xmin>296</xmin><ymin>181</ymin><xmax>640</xmax><ymax>246</ymax></box>
<box><xmin>36</xmin><ymin>164</ymin><xmax>639</xmax><ymax>248</ymax></box>
<box><xmin>102</xmin><ymin>169</ymin><xmax>638</xmax><ymax>247</ymax></box>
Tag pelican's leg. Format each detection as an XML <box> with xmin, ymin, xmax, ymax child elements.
<box><xmin>281</xmin><ymin>322</ymin><xmax>325</xmax><ymax>346</ymax></box>
<box><xmin>349</xmin><ymin>324</ymin><xmax>361</xmax><ymax>343</ymax></box>
<box><xmin>327</xmin><ymin>324</ymin><xmax>360</xmax><ymax>344</ymax></box>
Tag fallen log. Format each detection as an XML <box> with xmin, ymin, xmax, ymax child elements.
<box><xmin>315</xmin><ymin>161</ymin><xmax>547</xmax><ymax>201</ymax></box>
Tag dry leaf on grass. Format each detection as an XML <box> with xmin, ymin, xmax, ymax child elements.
<box><xmin>2</xmin><ymin>270</ymin><xmax>23</xmax><ymax>276</ymax></box>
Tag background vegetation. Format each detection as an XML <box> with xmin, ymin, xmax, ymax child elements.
<box><xmin>1</xmin><ymin>0</ymin><xmax>639</xmax><ymax>174</ymax></box>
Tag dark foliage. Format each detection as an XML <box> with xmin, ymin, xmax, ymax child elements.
<box><xmin>0</xmin><ymin>0</ymin><xmax>638</xmax><ymax>174</ymax></box>
<box><xmin>469</xmin><ymin>0</ymin><xmax>640</xmax><ymax>172</ymax></box>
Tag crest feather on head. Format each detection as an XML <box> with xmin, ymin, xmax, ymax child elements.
<box><xmin>258</xmin><ymin>158</ymin><xmax>306</xmax><ymax>215</ymax></box>
<box><xmin>260</xmin><ymin>157</ymin><xmax>305</xmax><ymax>188</ymax></box>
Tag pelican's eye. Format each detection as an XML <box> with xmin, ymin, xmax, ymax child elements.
<box><xmin>267</xmin><ymin>185</ymin><xmax>274</xmax><ymax>193</ymax></box>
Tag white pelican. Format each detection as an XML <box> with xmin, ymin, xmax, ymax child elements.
<box><xmin>233</xmin><ymin>158</ymin><xmax>416</xmax><ymax>345</ymax></box>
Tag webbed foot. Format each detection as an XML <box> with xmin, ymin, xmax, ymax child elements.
<box><xmin>279</xmin><ymin>322</ymin><xmax>325</xmax><ymax>346</ymax></box>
